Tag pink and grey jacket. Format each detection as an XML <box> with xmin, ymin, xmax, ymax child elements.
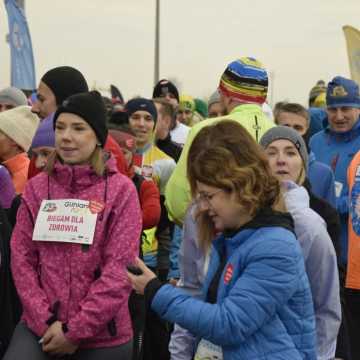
<box><xmin>11</xmin><ymin>157</ymin><xmax>142</xmax><ymax>348</ymax></box>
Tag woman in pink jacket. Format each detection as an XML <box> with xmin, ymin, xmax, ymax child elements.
<box><xmin>3</xmin><ymin>91</ymin><xmax>142</xmax><ymax>360</ymax></box>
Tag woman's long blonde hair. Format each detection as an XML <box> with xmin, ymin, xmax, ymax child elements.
<box><xmin>187</xmin><ymin>120</ymin><xmax>284</xmax><ymax>251</ymax></box>
<box><xmin>45</xmin><ymin>146</ymin><xmax>106</xmax><ymax>176</ymax></box>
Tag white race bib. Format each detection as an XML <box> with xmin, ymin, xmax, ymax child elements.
<box><xmin>335</xmin><ymin>181</ymin><xmax>343</xmax><ymax>198</ymax></box>
<box><xmin>33</xmin><ymin>199</ymin><xmax>103</xmax><ymax>245</ymax></box>
<box><xmin>141</xmin><ymin>164</ymin><xmax>154</xmax><ymax>179</ymax></box>
<box><xmin>194</xmin><ymin>339</ymin><xmax>223</xmax><ymax>360</ymax></box>
<box><xmin>355</xmin><ymin>165</ymin><xmax>360</xmax><ymax>177</ymax></box>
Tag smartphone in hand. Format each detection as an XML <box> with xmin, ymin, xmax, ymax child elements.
<box><xmin>126</xmin><ymin>265</ymin><xmax>143</xmax><ymax>276</ymax></box>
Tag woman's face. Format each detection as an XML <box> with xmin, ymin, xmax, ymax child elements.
<box><xmin>32</xmin><ymin>146</ymin><xmax>55</xmax><ymax>170</ymax></box>
<box><xmin>208</xmin><ymin>102</ymin><xmax>226</xmax><ymax>118</ymax></box>
<box><xmin>55</xmin><ymin>113</ymin><xmax>98</xmax><ymax>165</ymax></box>
<box><xmin>264</xmin><ymin>139</ymin><xmax>304</xmax><ymax>183</ymax></box>
<box><xmin>196</xmin><ymin>181</ymin><xmax>251</xmax><ymax>231</ymax></box>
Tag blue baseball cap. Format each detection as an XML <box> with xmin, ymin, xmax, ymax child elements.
<box><xmin>326</xmin><ymin>76</ymin><xmax>360</xmax><ymax>109</ymax></box>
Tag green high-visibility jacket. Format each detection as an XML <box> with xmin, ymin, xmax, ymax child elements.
<box><xmin>165</xmin><ymin>104</ymin><xmax>275</xmax><ymax>224</ymax></box>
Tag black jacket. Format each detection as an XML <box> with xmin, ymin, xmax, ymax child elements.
<box><xmin>0</xmin><ymin>205</ymin><xmax>22</xmax><ymax>357</ymax></box>
<box><xmin>156</xmin><ymin>134</ymin><xmax>182</xmax><ymax>163</ymax></box>
<box><xmin>304</xmin><ymin>179</ymin><xmax>341</xmax><ymax>262</ymax></box>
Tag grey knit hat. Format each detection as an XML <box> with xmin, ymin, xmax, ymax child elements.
<box><xmin>208</xmin><ymin>90</ymin><xmax>221</xmax><ymax>108</ymax></box>
<box><xmin>259</xmin><ymin>126</ymin><xmax>308</xmax><ymax>168</ymax></box>
<box><xmin>0</xmin><ymin>87</ymin><xmax>28</xmax><ymax>107</ymax></box>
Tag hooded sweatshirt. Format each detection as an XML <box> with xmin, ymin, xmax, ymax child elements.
<box><xmin>165</xmin><ymin>104</ymin><xmax>274</xmax><ymax>225</ymax></box>
<box><xmin>11</xmin><ymin>157</ymin><xmax>142</xmax><ymax>348</ymax></box>
<box><xmin>283</xmin><ymin>182</ymin><xmax>341</xmax><ymax>360</ymax></box>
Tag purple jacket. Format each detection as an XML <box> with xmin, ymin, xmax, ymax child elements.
<box><xmin>11</xmin><ymin>157</ymin><xmax>142</xmax><ymax>348</ymax></box>
<box><xmin>0</xmin><ymin>165</ymin><xmax>15</xmax><ymax>208</ymax></box>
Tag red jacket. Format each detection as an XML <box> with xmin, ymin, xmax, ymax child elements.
<box><xmin>134</xmin><ymin>174</ymin><xmax>161</xmax><ymax>230</ymax></box>
<box><xmin>12</xmin><ymin>157</ymin><xmax>141</xmax><ymax>348</ymax></box>
<box><xmin>105</xmin><ymin>135</ymin><xmax>127</xmax><ymax>176</ymax></box>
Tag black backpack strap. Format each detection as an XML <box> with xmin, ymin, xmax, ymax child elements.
<box><xmin>132</xmin><ymin>173</ymin><xmax>145</xmax><ymax>197</ymax></box>
<box><xmin>132</xmin><ymin>174</ymin><xmax>146</xmax><ymax>259</ymax></box>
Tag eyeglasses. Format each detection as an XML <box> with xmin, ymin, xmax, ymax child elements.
<box><xmin>195</xmin><ymin>190</ymin><xmax>223</xmax><ymax>207</ymax></box>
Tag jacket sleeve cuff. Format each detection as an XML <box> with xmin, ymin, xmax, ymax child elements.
<box><xmin>26</xmin><ymin>312</ymin><xmax>53</xmax><ymax>337</ymax></box>
<box><xmin>63</xmin><ymin>324</ymin><xmax>81</xmax><ymax>345</ymax></box>
<box><xmin>144</xmin><ymin>277</ymin><xmax>163</xmax><ymax>308</ymax></box>
<box><xmin>45</xmin><ymin>313</ymin><xmax>57</xmax><ymax>326</ymax></box>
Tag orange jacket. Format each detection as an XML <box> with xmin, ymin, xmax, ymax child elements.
<box><xmin>3</xmin><ymin>153</ymin><xmax>30</xmax><ymax>194</ymax></box>
<box><xmin>346</xmin><ymin>150</ymin><xmax>360</xmax><ymax>289</ymax></box>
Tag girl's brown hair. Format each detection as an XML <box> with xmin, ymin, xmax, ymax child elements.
<box><xmin>45</xmin><ymin>146</ymin><xmax>106</xmax><ymax>176</ymax></box>
<box><xmin>187</xmin><ymin>120</ymin><xmax>282</xmax><ymax>250</ymax></box>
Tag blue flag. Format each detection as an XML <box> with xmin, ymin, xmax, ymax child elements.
<box><xmin>4</xmin><ymin>0</ymin><xmax>36</xmax><ymax>90</ymax></box>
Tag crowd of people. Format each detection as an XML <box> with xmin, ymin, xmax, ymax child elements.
<box><xmin>0</xmin><ymin>56</ymin><xmax>359</xmax><ymax>360</ymax></box>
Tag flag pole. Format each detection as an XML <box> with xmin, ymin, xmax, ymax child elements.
<box><xmin>154</xmin><ymin>0</ymin><xmax>160</xmax><ymax>85</ymax></box>
<box><xmin>16</xmin><ymin>0</ymin><xmax>24</xmax><ymax>11</ymax></box>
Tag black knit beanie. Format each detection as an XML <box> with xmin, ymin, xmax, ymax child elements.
<box><xmin>53</xmin><ymin>91</ymin><xmax>108</xmax><ymax>147</ymax></box>
<box><xmin>41</xmin><ymin>66</ymin><xmax>89</xmax><ymax>106</ymax></box>
<box><xmin>152</xmin><ymin>79</ymin><xmax>179</xmax><ymax>102</ymax></box>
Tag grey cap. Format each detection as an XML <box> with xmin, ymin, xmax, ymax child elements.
<box><xmin>0</xmin><ymin>87</ymin><xmax>28</xmax><ymax>107</ymax></box>
<box><xmin>208</xmin><ymin>89</ymin><xmax>221</xmax><ymax>108</ymax></box>
<box><xmin>259</xmin><ymin>126</ymin><xmax>308</xmax><ymax>168</ymax></box>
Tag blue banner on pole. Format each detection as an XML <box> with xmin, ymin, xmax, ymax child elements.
<box><xmin>4</xmin><ymin>0</ymin><xmax>36</xmax><ymax>90</ymax></box>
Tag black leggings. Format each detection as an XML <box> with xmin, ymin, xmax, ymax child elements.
<box><xmin>2</xmin><ymin>322</ymin><xmax>133</xmax><ymax>360</ymax></box>
<box><xmin>344</xmin><ymin>288</ymin><xmax>360</xmax><ymax>360</ymax></box>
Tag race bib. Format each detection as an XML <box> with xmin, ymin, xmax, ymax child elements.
<box><xmin>335</xmin><ymin>181</ymin><xmax>343</xmax><ymax>198</ymax></box>
<box><xmin>356</xmin><ymin>165</ymin><xmax>360</xmax><ymax>178</ymax></box>
<box><xmin>194</xmin><ymin>339</ymin><xmax>223</xmax><ymax>360</ymax></box>
<box><xmin>33</xmin><ymin>199</ymin><xmax>102</xmax><ymax>245</ymax></box>
<box><xmin>141</xmin><ymin>165</ymin><xmax>154</xmax><ymax>179</ymax></box>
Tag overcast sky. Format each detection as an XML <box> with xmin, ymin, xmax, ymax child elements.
<box><xmin>0</xmin><ymin>0</ymin><xmax>359</xmax><ymax>106</ymax></box>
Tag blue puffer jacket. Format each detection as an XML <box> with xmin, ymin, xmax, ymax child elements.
<box><xmin>151</xmin><ymin>210</ymin><xmax>316</xmax><ymax>360</ymax></box>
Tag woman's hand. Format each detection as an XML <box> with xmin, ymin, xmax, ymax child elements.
<box><xmin>127</xmin><ymin>257</ymin><xmax>157</xmax><ymax>295</ymax></box>
<box><xmin>42</xmin><ymin>321</ymin><xmax>78</xmax><ymax>356</ymax></box>
<box><xmin>168</xmin><ymin>278</ymin><xmax>179</xmax><ymax>286</ymax></box>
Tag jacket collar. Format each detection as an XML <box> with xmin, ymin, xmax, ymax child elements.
<box><xmin>325</xmin><ymin>117</ymin><xmax>360</xmax><ymax>142</ymax></box>
<box><xmin>282</xmin><ymin>181</ymin><xmax>310</xmax><ymax>213</ymax></box>
<box><xmin>2</xmin><ymin>152</ymin><xmax>29</xmax><ymax>174</ymax></box>
<box><xmin>308</xmin><ymin>151</ymin><xmax>316</xmax><ymax>164</ymax></box>
<box><xmin>156</xmin><ymin>133</ymin><xmax>172</xmax><ymax>147</ymax></box>
<box><xmin>51</xmin><ymin>155</ymin><xmax>117</xmax><ymax>190</ymax></box>
<box><xmin>212</xmin><ymin>208</ymin><xmax>294</xmax><ymax>256</ymax></box>
<box><xmin>229</xmin><ymin>103</ymin><xmax>264</xmax><ymax>115</ymax></box>
<box><xmin>136</xmin><ymin>142</ymin><xmax>153</xmax><ymax>155</ymax></box>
